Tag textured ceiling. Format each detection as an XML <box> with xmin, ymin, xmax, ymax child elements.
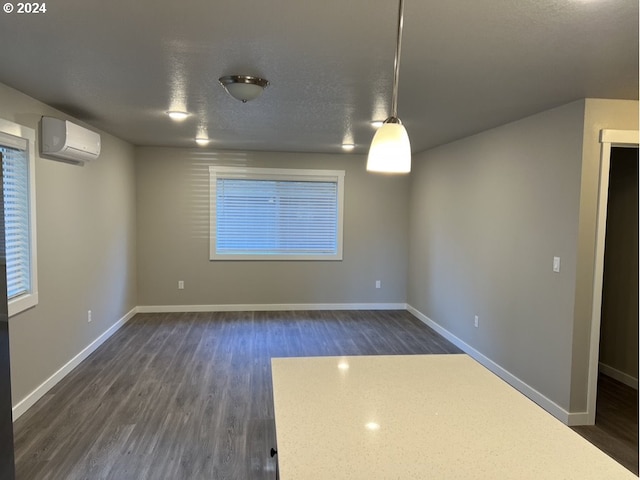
<box><xmin>0</xmin><ymin>0</ymin><xmax>637</xmax><ymax>154</ymax></box>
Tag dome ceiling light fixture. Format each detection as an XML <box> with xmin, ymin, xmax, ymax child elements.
<box><xmin>218</xmin><ymin>75</ymin><xmax>269</xmax><ymax>103</ymax></box>
<box><xmin>367</xmin><ymin>0</ymin><xmax>411</xmax><ymax>174</ymax></box>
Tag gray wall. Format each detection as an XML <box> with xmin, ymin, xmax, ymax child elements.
<box><xmin>136</xmin><ymin>147</ymin><xmax>409</xmax><ymax>307</ymax></box>
<box><xmin>408</xmin><ymin>98</ymin><xmax>639</xmax><ymax>415</ymax></box>
<box><xmin>598</xmin><ymin>147</ymin><xmax>638</xmax><ymax>380</ymax></box>
<box><xmin>0</xmin><ymin>83</ymin><xmax>138</xmax><ymax>405</ymax></box>
<box><xmin>407</xmin><ymin>101</ymin><xmax>586</xmax><ymax>410</ymax></box>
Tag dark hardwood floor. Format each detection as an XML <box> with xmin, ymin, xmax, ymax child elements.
<box><xmin>12</xmin><ymin>311</ymin><xmax>637</xmax><ymax>479</ymax></box>
<box><xmin>13</xmin><ymin>310</ymin><xmax>460</xmax><ymax>479</ymax></box>
<box><xmin>572</xmin><ymin>373</ymin><xmax>638</xmax><ymax>475</ymax></box>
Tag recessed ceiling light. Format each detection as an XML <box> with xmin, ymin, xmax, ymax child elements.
<box><xmin>167</xmin><ymin>111</ymin><xmax>189</xmax><ymax>121</ymax></box>
<box><xmin>371</xmin><ymin>121</ymin><xmax>384</xmax><ymax>128</ymax></box>
<box><xmin>338</xmin><ymin>361</ymin><xmax>350</xmax><ymax>370</ymax></box>
<box><xmin>365</xmin><ymin>422</ymin><xmax>380</xmax><ymax>431</ymax></box>
<box><xmin>195</xmin><ymin>137</ymin><xmax>210</xmax><ymax>146</ymax></box>
<box><xmin>342</xmin><ymin>144</ymin><xmax>355</xmax><ymax>151</ymax></box>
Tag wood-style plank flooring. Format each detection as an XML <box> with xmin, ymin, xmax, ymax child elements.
<box><xmin>13</xmin><ymin>310</ymin><xmax>460</xmax><ymax>479</ymax></box>
<box><xmin>572</xmin><ymin>373</ymin><xmax>638</xmax><ymax>475</ymax></box>
<box><xmin>12</xmin><ymin>311</ymin><xmax>637</xmax><ymax>478</ymax></box>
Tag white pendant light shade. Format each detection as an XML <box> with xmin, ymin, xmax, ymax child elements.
<box><xmin>367</xmin><ymin>122</ymin><xmax>411</xmax><ymax>173</ymax></box>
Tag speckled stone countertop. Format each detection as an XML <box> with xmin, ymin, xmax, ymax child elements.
<box><xmin>271</xmin><ymin>354</ymin><xmax>635</xmax><ymax>479</ymax></box>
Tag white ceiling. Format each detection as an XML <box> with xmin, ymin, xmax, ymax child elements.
<box><xmin>0</xmin><ymin>0</ymin><xmax>637</xmax><ymax>154</ymax></box>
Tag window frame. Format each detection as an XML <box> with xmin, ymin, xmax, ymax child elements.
<box><xmin>0</xmin><ymin>118</ymin><xmax>38</xmax><ymax>317</ymax></box>
<box><xmin>209</xmin><ymin>166</ymin><xmax>345</xmax><ymax>261</ymax></box>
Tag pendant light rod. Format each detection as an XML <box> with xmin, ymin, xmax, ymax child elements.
<box><xmin>390</xmin><ymin>0</ymin><xmax>405</xmax><ymax>119</ymax></box>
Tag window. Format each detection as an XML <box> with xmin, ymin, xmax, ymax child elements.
<box><xmin>0</xmin><ymin>119</ymin><xmax>38</xmax><ymax>316</ymax></box>
<box><xmin>210</xmin><ymin>166</ymin><xmax>345</xmax><ymax>260</ymax></box>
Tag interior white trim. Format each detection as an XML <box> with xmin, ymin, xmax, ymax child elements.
<box><xmin>599</xmin><ymin>362</ymin><xmax>639</xmax><ymax>391</ymax></box>
<box><xmin>137</xmin><ymin>303</ymin><xmax>408</xmax><ymax>313</ymax></box>
<box><xmin>12</xmin><ymin>307</ymin><xmax>138</xmax><ymax>420</ymax></box>
<box><xmin>9</xmin><ymin>303</ymin><xmax>404</xmax><ymax>419</ymax></box>
<box><xmin>0</xmin><ymin>118</ymin><xmax>39</xmax><ymax>317</ymax></box>
<box><xmin>599</xmin><ymin>129</ymin><xmax>639</xmax><ymax>144</ymax></box>
<box><xmin>406</xmin><ymin>305</ymin><xmax>574</xmax><ymax>425</ymax></box>
<box><xmin>586</xmin><ymin>129</ymin><xmax>639</xmax><ymax>425</ymax></box>
<box><xmin>15</xmin><ymin>302</ymin><xmax>598</xmax><ymax>425</ymax></box>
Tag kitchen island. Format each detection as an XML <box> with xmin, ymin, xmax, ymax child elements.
<box><xmin>271</xmin><ymin>354</ymin><xmax>634</xmax><ymax>479</ymax></box>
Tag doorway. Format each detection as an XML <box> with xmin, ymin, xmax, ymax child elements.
<box><xmin>576</xmin><ymin>137</ymin><xmax>639</xmax><ymax>474</ymax></box>
<box><xmin>595</xmin><ymin>146</ymin><xmax>638</xmax><ymax>472</ymax></box>
<box><xmin>598</xmin><ymin>146</ymin><xmax>638</xmax><ymax>389</ymax></box>
<box><xmin>587</xmin><ymin>130</ymin><xmax>639</xmax><ymax>427</ymax></box>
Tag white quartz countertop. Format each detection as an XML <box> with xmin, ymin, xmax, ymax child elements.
<box><xmin>271</xmin><ymin>354</ymin><xmax>635</xmax><ymax>479</ymax></box>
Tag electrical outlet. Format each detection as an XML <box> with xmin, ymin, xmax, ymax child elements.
<box><xmin>375</xmin><ymin>280</ymin><xmax>381</xmax><ymax>289</ymax></box>
<box><xmin>178</xmin><ymin>280</ymin><xmax>184</xmax><ymax>290</ymax></box>
<box><xmin>88</xmin><ymin>310</ymin><xmax>92</xmax><ymax>323</ymax></box>
<box><xmin>474</xmin><ymin>315</ymin><xmax>479</xmax><ymax>328</ymax></box>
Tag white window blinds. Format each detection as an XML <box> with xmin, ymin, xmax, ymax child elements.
<box><xmin>0</xmin><ymin>139</ymin><xmax>31</xmax><ymax>299</ymax></box>
<box><xmin>0</xmin><ymin>119</ymin><xmax>38</xmax><ymax>317</ymax></box>
<box><xmin>210</xmin><ymin>167</ymin><xmax>345</xmax><ymax>260</ymax></box>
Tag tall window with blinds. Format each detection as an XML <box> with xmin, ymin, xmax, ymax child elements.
<box><xmin>1</xmin><ymin>145</ymin><xmax>31</xmax><ymax>299</ymax></box>
<box><xmin>0</xmin><ymin>119</ymin><xmax>38</xmax><ymax>317</ymax></box>
<box><xmin>210</xmin><ymin>167</ymin><xmax>345</xmax><ymax>260</ymax></box>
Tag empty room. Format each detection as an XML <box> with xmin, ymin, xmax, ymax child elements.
<box><xmin>0</xmin><ymin>1</ymin><xmax>638</xmax><ymax>478</ymax></box>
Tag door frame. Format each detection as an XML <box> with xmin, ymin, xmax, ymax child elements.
<box><xmin>585</xmin><ymin>129</ymin><xmax>639</xmax><ymax>425</ymax></box>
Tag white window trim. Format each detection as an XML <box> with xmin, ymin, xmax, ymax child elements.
<box><xmin>209</xmin><ymin>166</ymin><xmax>345</xmax><ymax>261</ymax></box>
<box><xmin>0</xmin><ymin>118</ymin><xmax>38</xmax><ymax>317</ymax></box>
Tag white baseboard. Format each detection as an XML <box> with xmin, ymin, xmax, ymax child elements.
<box><xmin>406</xmin><ymin>305</ymin><xmax>573</xmax><ymax>425</ymax></box>
<box><xmin>12</xmin><ymin>307</ymin><xmax>138</xmax><ymax>421</ymax></box>
<box><xmin>137</xmin><ymin>303</ymin><xmax>408</xmax><ymax>313</ymax></box>
<box><xmin>15</xmin><ymin>304</ymin><xmax>591</xmax><ymax>426</ymax></box>
<box><xmin>599</xmin><ymin>362</ymin><xmax>639</xmax><ymax>390</ymax></box>
<box><xmin>12</xmin><ymin>303</ymin><xmax>404</xmax><ymax>419</ymax></box>
<box><xmin>566</xmin><ymin>411</ymin><xmax>592</xmax><ymax>427</ymax></box>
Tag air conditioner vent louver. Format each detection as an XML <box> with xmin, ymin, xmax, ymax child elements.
<box><xmin>40</xmin><ymin>117</ymin><xmax>101</xmax><ymax>164</ymax></box>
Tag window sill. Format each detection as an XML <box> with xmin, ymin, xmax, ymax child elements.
<box><xmin>9</xmin><ymin>291</ymin><xmax>38</xmax><ymax>317</ymax></box>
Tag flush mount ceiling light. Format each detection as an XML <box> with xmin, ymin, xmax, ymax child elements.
<box><xmin>166</xmin><ymin>110</ymin><xmax>189</xmax><ymax>121</ymax></box>
<box><xmin>219</xmin><ymin>75</ymin><xmax>269</xmax><ymax>103</ymax></box>
<box><xmin>367</xmin><ymin>0</ymin><xmax>411</xmax><ymax>174</ymax></box>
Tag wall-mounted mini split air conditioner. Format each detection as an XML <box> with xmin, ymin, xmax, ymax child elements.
<box><xmin>40</xmin><ymin>116</ymin><xmax>101</xmax><ymax>164</ymax></box>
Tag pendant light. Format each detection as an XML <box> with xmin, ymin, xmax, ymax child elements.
<box><xmin>367</xmin><ymin>0</ymin><xmax>411</xmax><ymax>174</ymax></box>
